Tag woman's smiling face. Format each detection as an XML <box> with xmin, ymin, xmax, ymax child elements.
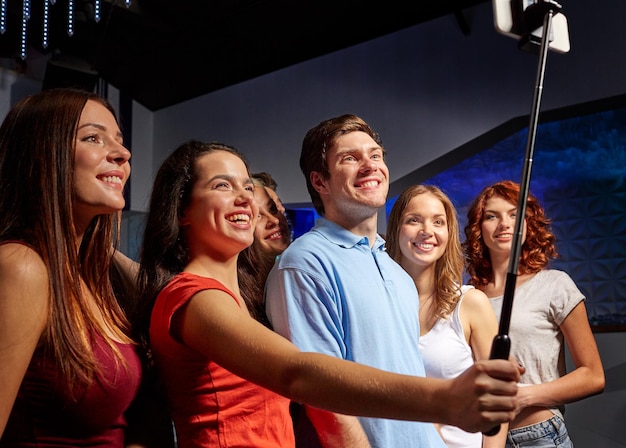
<box><xmin>72</xmin><ymin>100</ymin><xmax>130</xmax><ymax>227</ymax></box>
<box><xmin>398</xmin><ymin>192</ymin><xmax>449</xmax><ymax>270</ymax></box>
<box><xmin>480</xmin><ymin>195</ymin><xmax>527</xmax><ymax>256</ymax></box>
<box><xmin>181</xmin><ymin>150</ymin><xmax>258</xmax><ymax>258</ymax></box>
<box><xmin>253</xmin><ymin>185</ymin><xmax>290</xmax><ymax>256</ymax></box>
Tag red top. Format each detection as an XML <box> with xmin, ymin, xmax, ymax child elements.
<box><xmin>1</xmin><ymin>334</ymin><xmax>142</xmax><ymax>447</ymax></box>
<box><xmin>150</xmin><ymin>272</ymin><xmax>295</xmax><ymax>448</ymax></box>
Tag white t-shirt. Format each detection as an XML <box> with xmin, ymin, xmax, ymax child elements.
<box><xmin>489</xmin><ymin>269</ymin><xmax>584</xmax><ymax>419</ymax></box>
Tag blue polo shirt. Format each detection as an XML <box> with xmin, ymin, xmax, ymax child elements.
<box><xmin>265</xmin><ymin>217</ymin><xmax>445</xmax><ymax>447</ymax></box>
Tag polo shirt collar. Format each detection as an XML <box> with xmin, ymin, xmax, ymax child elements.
<box><xmin>314</xmin><ymin>217</ymin><xmax>386</xmax><ymax>251</ymax></box>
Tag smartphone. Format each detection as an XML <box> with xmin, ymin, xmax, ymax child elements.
<box><xmin>493</xmin><ymin>0</ymin><xmax>570</xmax><ymax>53</ymax></box>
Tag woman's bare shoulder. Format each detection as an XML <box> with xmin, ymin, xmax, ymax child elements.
<box><xmin>0</xmin><ymin>242</ymin><xmax>50</xmax><ymax>301</ymax></box>
<box><xmin>0</xmin><ymin>243</ymin><xmax>50</xmax><ymax>367</ymax></box>
<box><xmin>0</xmin><ymin>242</ymin><xmax>47</xmax><ymax>274</ymax></box>
<box><xmin>462</xmin><ymin>286</ymin><xmax>491</xmax><ymax>308</ymax></box>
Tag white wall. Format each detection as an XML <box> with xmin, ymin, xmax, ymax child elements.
<box><xmin>566</xmin><ymin>332</ymin><xmax>626</xmax><ymax>447</ymax></box>
<box><xmin>129</xmin><ymin>100</ymin><xmax>154</xmax><ymax>212</ymax></box>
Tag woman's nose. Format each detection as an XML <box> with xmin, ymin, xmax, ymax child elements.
<box><xmin>110</xmin><ymin>141</ymin><xmax>131</xmax><ymax>164</ymax></box>
<box><xmin>236</xmin><ymin>187</ymin><xmax>254</xmax><ymax>204</ymax></box>
<box><xmin>502</xmin><ymin>216</ymin><xmax>515</xmax><ymax>227</ymax></box>
<box><xmin>267</xmin><ymin>213</ymin><xmax>280</xmax><ymax>227</ymax></box>
<box><xmin>419</xmin><ymin>223</ymin><xmax>432</xmax><ymax>236</ymax></box>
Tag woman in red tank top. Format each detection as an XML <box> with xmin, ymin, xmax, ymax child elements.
<box><xmin>135</xmin><ymin>140</ymin><xmax>522</xmax><ymax>447</ymax></box>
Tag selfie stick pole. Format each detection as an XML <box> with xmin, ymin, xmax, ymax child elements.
<box><xmin>484</xmin><ymin>2</ymin><xmax>560</xmax><ymax>436</ymax></box>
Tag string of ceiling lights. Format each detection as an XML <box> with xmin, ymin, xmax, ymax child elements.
<box><xmin>0</xmin><ymin>0</ymin><xmax>132</xmax><ymax>60</ymax></box>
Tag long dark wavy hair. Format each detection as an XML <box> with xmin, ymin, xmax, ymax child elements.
<box><xmin>0</xmin><ymin>88</ymin><xmax>130</xmax><ymax>390</ymax></box>
<box><xmin>237</xmin><ymin>243</ymin><xmax>277</xmax><ymax>328</ymax></box>
<box><xmin>463</xmin><ymin>180</ymin><xmax>558</xmax><ymax>290</ymax></box>
<box><xmin>135</xmin><ymin>140</ymin><xmax>257</xmax><ymax>337</ymax></box>
<box><xmin>386</xmin><ymin>184</ymin><xmax>464</xmax><ymax>318</ymax></box>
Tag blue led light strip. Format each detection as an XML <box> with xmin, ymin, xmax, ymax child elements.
<box><xmin>6</xmin><ymin>0</ymin><xmax>133</xmax><ymax>60</ymax></box>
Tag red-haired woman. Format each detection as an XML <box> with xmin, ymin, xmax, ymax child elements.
<box><xmin>463</xmin><ymin>180</ymin><xmax>605</xmax><ymax>447</ymax></box>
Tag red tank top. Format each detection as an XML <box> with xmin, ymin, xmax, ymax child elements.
<box><xmin>150</xmin><ymin>272</ymin><xmax>295</xmax><ymax>448</ymax></box>
<box><xmin>1</xmin><ymin>333</ymin><xmax>142</xmax><ymax>447</ymax></box>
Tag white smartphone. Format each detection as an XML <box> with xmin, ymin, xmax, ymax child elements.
<box><xmin>493</xmin><ymin>0</ymin><xmax>570</xmax><ymax>53</ymax></box>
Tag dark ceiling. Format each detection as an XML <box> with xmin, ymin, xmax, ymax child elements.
<box><xmin>0</xmin><ymin>0</ymin><xmax>488</xmax><ymax>111</ymax></box>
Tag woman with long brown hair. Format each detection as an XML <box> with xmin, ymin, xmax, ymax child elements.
<box><xmin>0</xmin><ymin>88</ymin><xmax>143</xmax><ymax>445</ymax></box>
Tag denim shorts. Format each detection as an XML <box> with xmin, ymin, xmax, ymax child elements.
<box><xmin>506</xmin><ymin>415</ymin><xmax>573</xmax><ymax>447</ymax></box>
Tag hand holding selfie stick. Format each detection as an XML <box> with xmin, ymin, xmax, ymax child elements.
<box><xmin>484</xmin><ymin>1</ymin><xmax>564</xmax><ymax>436</ymax></box>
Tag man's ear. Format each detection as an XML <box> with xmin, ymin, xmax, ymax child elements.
<box><xmin>310</xmin><ymin>171</ymin><xmax>329</xmax><ymax>195</ymax></box>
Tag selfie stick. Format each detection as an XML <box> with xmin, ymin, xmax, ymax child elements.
<box><xmin>484</xmin><ymin>1</ymin><xmax>562</xmax><ymax>436</ymax></box>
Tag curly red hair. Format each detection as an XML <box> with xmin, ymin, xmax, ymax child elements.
<box><xmin>463</xmin><ymin>180</ymin><xmax>558</xmax><ymax>290</ymax></box>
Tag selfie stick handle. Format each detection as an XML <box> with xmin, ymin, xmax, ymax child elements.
<box><xmin>483</xmin><ymin>5</ymin><xmax>556</xmax><ymax>437</ymax></box>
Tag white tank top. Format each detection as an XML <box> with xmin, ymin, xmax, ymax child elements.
<box><xmin>419</xmin><ymin>285</ymin><xmax>482</xmax><ymax>448</ymax></box>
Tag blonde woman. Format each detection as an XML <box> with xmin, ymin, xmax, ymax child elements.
<box><xmin>387</xmin><ymin>184</ymin><xmax>506</xmax><ymax>448</ymax></box>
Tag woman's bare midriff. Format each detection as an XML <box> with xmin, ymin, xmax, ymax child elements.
<box><xmin>511</xmin><ymin>407</ymin><xmax>555</xmax><ymax>429</ymax></box>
